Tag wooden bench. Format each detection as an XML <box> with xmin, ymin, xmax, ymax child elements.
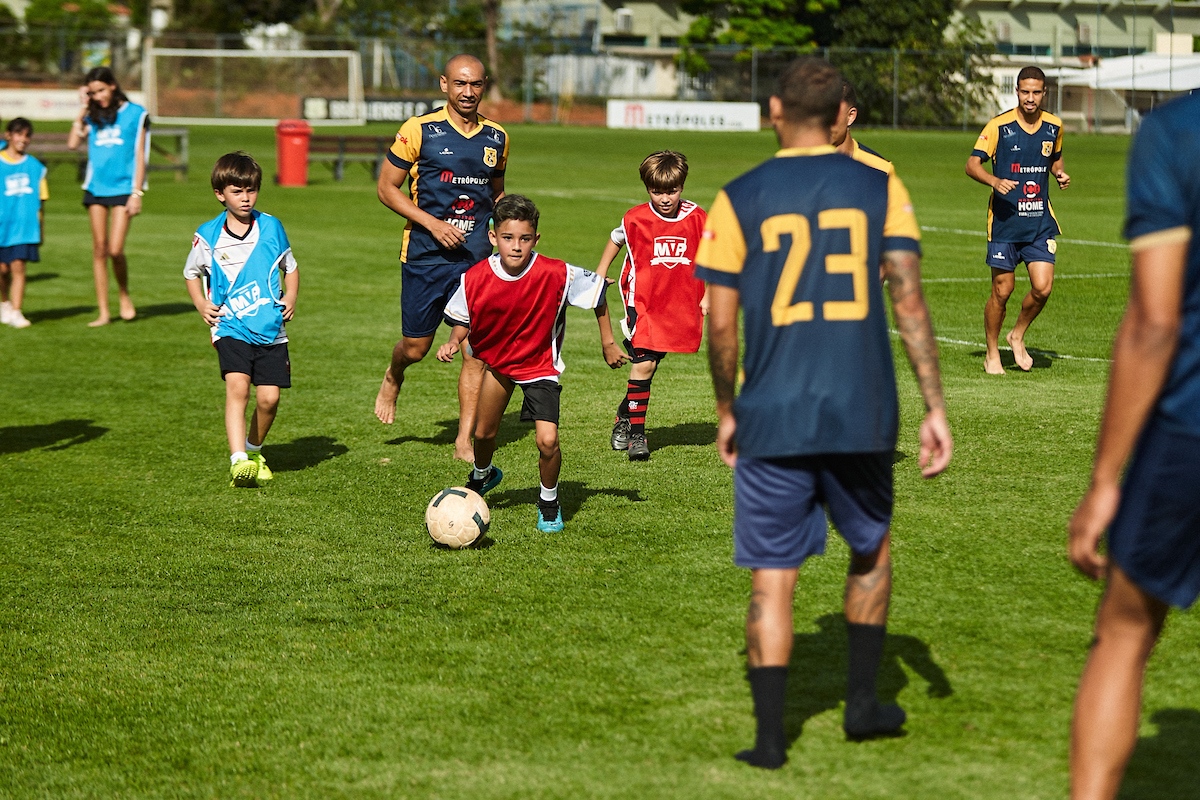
<box><xmin>307</xmin><ymin>135</ymin><xmax>392</xmax><ymax>181</ymax></box>
<box><xmin>29</xmin><ymin>126</ymin><xmax>190</xmax><ymax>182</ymax></box>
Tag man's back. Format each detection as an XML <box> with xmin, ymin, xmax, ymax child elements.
<box><xmin>698</xmin><ymin>145</ymin><xmax>920</xmax><ymax>458</ymax></box>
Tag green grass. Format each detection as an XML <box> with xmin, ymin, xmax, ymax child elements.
<box><xmin>2</xmin><ymin>123</ymin><xmax>1197</xmax><ymax>798</ymax></box>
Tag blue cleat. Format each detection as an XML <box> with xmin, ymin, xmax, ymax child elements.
<box><xmin>466</xmin><ymin>465</ymin><xmax>503</xmax><ymax>495</ymax></box>
<box><xmin>536</xmin><ymin>499</ymin><xmax>564</xmax><ymax>533</ymax></box>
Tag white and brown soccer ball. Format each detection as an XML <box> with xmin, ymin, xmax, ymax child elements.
<box><xmin>426</xmin><ymin>487</ymin><xmax>490</xmax><ymax>549</ymax></box>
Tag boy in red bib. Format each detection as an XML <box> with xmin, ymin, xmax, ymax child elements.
<box><xmin>597</xmin><ymin>151</ymin><xmax>708</xmax><ymax>460</ymax></box>
<box><xmin>438</xmin><ymin>195</ymin><xmax>627</xmax><ymax>532</ymax></box>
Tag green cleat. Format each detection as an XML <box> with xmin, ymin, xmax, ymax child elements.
<box><xmin>229</xmin><ymin>457</ymin><xmax>259</xmax><ymax>488</ymax></box>
<box><xmin>247</xmin><ymin>451</ymin><xmax>272</xmax><ymax>483</ymax></box>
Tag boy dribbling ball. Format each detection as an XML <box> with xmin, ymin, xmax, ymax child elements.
<box><xmin>595</xmin><ymin>151</ymin><xmax>708</xmax><ymax>461</ymax></box>
<box><xmin>184</xmin><ymin>152</ymin><xmax>299</xmax><ymax>488</ymax></box>
<box><xmin>437</xmin><ymin>194</ymin><xmax>628</xmax><ymax>532</ymax></box>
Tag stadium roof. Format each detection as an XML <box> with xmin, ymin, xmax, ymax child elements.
<box><xmin>1050</xmin><ymin>54</ymin><xmax>1200</xmax><ymax>91</ymax></box>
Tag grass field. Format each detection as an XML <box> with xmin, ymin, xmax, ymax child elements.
<box><xmin>2</xmin><ymin>122</ymin><xmax>1198</xmax><ymax>799</ymax></box>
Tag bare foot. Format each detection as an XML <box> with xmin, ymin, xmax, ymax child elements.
<box><xmin>984</xmin><ymin>354</ymin><xmax>1005</xmax><ymax>375</ymax></box>
<box><xmin>88</xmin><ymin>316</ymin><xmax>111</xmax><ymax>328</ymax></box>
<box><xmin>454</xmin><ymin>438</ymin><xmax>474</xmax><ymax>463</ymax></box>
<box><xmin>119</xmin><ymin>301</ymin><xmax>137</xmax><ymax>321</ymax></box>
<box><xmin>1006</xmin><ymin>331</ymin><xmax>1033</xmax><ymax>371</ymax></box>
<box><xmin>374</xmin><ymin>370</ymin><xmax>400</xmax><ymax>423</ymax></box>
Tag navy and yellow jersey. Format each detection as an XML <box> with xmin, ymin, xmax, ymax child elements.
<box><xmin>1125</xmin><ymin>92</ymin><xmax>1200</xmax><ymax>436</ymax></box>
<box><xmin>387</xmin><ymin>107</ymin><xmax>509</xmax><ymax>266</ymax></box>
<box><xmin>972</xmin><ymin>109</ymin><xmax>1064</xmax><ymax>242</ymax></box>
<box><xmin>695</xmin><ymin>145</ymin><xmax>921</xmax><ymax>459</ymax></box>
<box><xmin>851</xmin><ymin>139</ymin><xmax>894</xmax><ymax>175</ymax></box>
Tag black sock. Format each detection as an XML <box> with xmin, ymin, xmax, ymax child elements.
<box><xmin>844</xmin><ymin>622</ymin><xmax>905</xmax><ymax>737</ymax></box>
<box><xmin>736</xmin><ymin>666</ymin><xmax>788</xmax><ymax>769</ymax></box>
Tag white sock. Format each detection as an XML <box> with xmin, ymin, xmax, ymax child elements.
<box><xmin>540</xmin><ymin>483</ymin><xmax>558</xmax><ymax>503</ymax></box>
<box><xmin>230</xmin><ymin>451</ymin><xmax>248</xmax><ymax>464</ymax></box>
<box><xmin>472</xmin><ymin>462</ymin><xmax>492</xmax><ymax>481</ymax></box>
<box><xmin>245</xmin><ymin>440</ymin><xmax>262</xmax><ymax>453</ymax></box>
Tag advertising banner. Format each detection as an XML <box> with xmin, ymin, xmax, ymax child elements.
<box><xmin>0</xmin><ymin>89</ymin><xmax>147</xmax><ymax>122</ymax></box>
<box><xmin>606</xmin><ymin>100</ymin><xmax>761</xmax><ymax>131</ymax></box>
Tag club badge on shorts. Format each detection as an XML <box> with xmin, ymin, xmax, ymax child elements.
<box><xmin>1047</xmin><ymin>238</ymin><xmax>1057</xmax><ymax>254</ymax></box>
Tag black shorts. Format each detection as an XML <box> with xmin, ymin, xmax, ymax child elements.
<box><xmin>83</xmin><ymin>191</ymin><xmax>130</xmax><ymax>207</ymax></box>
<box><xmin>215</xmin><ymin>337</ymin><xmax>292</xmax><ymax>387</ymax></box>
<box><xmin>517</xmin><ymin>379</ymin><xmax>561</xmax><ymax>425</ymax></box>
<box><xmin>622</xmin><ymin>338</ymin><xmax>667</xmax><ymax>365</ymax></box>
<box><xmin>1109</xmin><ymin>418</ymin><xmax>1200</xmax><ymax>608</ymax></box>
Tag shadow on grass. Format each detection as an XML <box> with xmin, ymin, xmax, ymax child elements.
<box><xmin>779</xmin><ymin>613</ymin><xmax>952</xmax><ymax>743</ymax></box>
<box><xmin>0</xmin><ymin>419</ymin><xmax>108</xmax><ymax>454</ymax></box>
<box><xmin>969</xmin><ymin>348</ymin><xmax>1054</xmax><ymax>370</ymax></box>
<box><xmin>650</xmin><ymin>420</ymin><xmax>716</xmax><ymax>448</ymax></box>
<box><xmin>386</xmin><ymin>412</ymin><xmax>532</xmax><ymax>450</ymax></box>
<box><xmin>266</xmin><ymin>436</ymin><xmax>349</xmax><ymax>472</ymax></box>
<box><xmin>25</xmin><ymin>271</ymin><xmax>59</xmax><ymax>283</ymax></box>
<box><xmin>26</xmin><ymin>305</ymin><xmax>93</xmax><ymax>323</ymax></box>
<box><xmin>485</xmin><ymin>479</ymin><xmax>645</xmax><ymax>523</ymax></box>
<box><xmin>1119</xmin><ymin>708</ymin><xmax>1200</xmax><ymax>799</ymax></box>
<box><xmin>137</xmin><ymin>302</ymin><xmax>195</xmax><ymax>320</ymax></box>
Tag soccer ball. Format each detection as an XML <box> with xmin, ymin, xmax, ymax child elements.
<box><xmin>426</xmin><ymin>487</ymin><xmax>490</xmax><ymax>549</ymax></box>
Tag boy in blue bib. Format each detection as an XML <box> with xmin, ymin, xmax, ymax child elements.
<box><xmin>184</xmin><ymin>152</ymin><xmax>299</xmax><ymax>488</ymax></box>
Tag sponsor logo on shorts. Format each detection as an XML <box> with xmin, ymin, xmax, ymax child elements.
<box><xmin>992</xmin><ymin>251</ymin><xmax>1005</xmax><ymax>260</ymax></box>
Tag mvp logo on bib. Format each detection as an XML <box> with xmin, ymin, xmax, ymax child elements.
<box><xmin>650</xmin><ymin>236</ymin><xmax>690</xmax><ymax>269</ymax></box>
<box><xmin>228</xmin><ymin>282</ymin><xmax>272</xmax><ymax>319</ymax></box>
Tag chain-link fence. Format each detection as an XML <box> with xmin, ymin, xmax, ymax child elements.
<box><xmin>0</xmin><ymin>26</ymin><xmax>1110</xmax><ymax>131</ymax></box>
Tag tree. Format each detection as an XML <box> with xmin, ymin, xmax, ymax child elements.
<box><xmin>678</xmin><ymin>0</ymin><xmax>839</xmax><ymax>72</ymax></box>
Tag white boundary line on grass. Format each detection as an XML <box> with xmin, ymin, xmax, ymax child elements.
<box><xmin>922</xmin><ymin>272</ymin><xmax>1127</xmax><ymax>284</ymax></box>
<box><xmin>890</xmin><ymin>329</ymin><xmax>1111</xmax><ymax>364</ymax></box>
<box><xmin>921</xmin><ymin>225</ymin><xmax>1127</xmax><ymax>249</ymax></box>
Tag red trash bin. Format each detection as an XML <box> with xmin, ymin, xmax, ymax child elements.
<box><xmin>275</xmin><ymin>119</ymin><xmax>312</xmax><ymax>187</ymax></box>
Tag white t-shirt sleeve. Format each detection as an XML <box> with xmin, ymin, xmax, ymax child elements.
<box><xmin>565</xmin><ymin>264</ymin><xmax>607</xmax><ymax>310</ymax></box>
<box><xmin>278</xmin><ymin>248</ymin><xmax>298</xmax><ymax>274</ymax></box>
<box><xmin>183</xmin><ymin>234</ymin><xmax>212</xmax><ymax>280</ymax></box>
<box><xmin>610</xmin><ymin>222</ymin><xmax>627</xmax><ymax>248</ymax></box>
<box><xmin>444</xmin><ymin>275</ymin><xmax>470</xmax><ymax>325</ymax></box>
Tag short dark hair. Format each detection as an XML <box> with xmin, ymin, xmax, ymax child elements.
<box><xmin>775</xmin><ymin>57</ymin><xmax>844</xmax><ymax>127</ymax></box>
<box><xmin>1017</xmin><ymin>66</ymin><xmax>1047</xmax><ymax>86</ymax></box>
<box><xmin>639</xmin><ymin>150</ymin><xmax>688</xmax><ymax>192</ymax></box>
<box><xmin>6</xmin><ymin>117</ymin><xmax>32</xmax><ymax>135</ymax></box>
<box><xmin>841</xmin><ymin>80</ymin><xmax>858</xmax><ymax>110</ymax></box>
<box><xmin>493</xmin><ymin>194</ymin><xmax>539</xmax><ymax>231</ymax></box>
<box><xmin>211</xmin><ymin>151</ymin><xmax>263</xmax><ymax>193</ymax></box>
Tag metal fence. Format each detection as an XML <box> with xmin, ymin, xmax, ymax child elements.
<box><xmin>0</xmin><ymin>26</ymin><xmax>1099</xmax><ymax>131</ymax></box>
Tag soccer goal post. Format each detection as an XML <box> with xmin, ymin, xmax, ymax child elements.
<box><xmin>144</xmin><ymin>47</ymin><xmax>365</xmax><ymax>126</ymax></box>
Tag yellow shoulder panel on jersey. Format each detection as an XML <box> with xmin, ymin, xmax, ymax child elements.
<box><xmin>696</xmin><ymin>190</ymin><xmax>747</xmax><ymax>275</ymax></box>
<box><xmin>883</xmin><ymin>172</ymin><xmax>921</xmax><ymax>243</ymax></box>
<box><xmin>851</xmin><ymin>141</ymin><xmax>894</xmax><ymax>175</ymax></box>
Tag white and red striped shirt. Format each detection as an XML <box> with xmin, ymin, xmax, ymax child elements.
<box><xmin>445</xmin><ymin>253</ymin><xmax>607</xmax><ymax>383</ymax></box>
<box><xmin>613</xmin><ymin>200</ymin><xmax>707</xmax><ymax>353</ymax></box>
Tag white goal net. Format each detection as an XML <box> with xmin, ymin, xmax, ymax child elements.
<box><xmin>144</xmin><ymin>47</ymin><xmax>365</xmax><ymax>125</ymax></box>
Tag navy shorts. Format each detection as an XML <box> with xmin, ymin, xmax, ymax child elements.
<box><xmin>83</xmin><ymin>191</ymin><xmax>130</xmax><ymax>207</ymax></box>
<box><xmin>986</xmin><ymin>237</ymin><xmax>1057</xmax><ymax>271</ymax></box>
<box><xmin>1109</xmin><ymin>418</ymin><xmax>1200</xmax><ymax>608</ymax></box>
<box><xmin>0</xmin><ymin>244</ymin><xmax>39</xmax><ymax>263</ymax></box>
<box><xmin>733</xmin><ymin>452</ymin><xmax>893</xmax><ymax>569</ymax></box>
<box><xmin>401</xmin><ymin>259</ymin><xmax>471</xmax><ymax>338</ymax></box>
<box><xmin>215</xmin><ymin>337</ymin><xmax>292</xmax><ymax>388</ymax></box>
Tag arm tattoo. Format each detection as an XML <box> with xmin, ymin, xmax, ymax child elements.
<box><xmin>884</xmin><ymin>251</ymin><xmax>945</xmax><ymax>412</ymax></box>
<box><xmin>708</xmin><ymin>328</ymin><xmax>739</xmax><ymax>406</ymax></box>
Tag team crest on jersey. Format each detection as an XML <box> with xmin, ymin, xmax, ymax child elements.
<box><xmin>228</xmin><ymin>282</ymin><xmax>272</xmax><ymax>319</ymax></box>
<box><xmin>483</xmin><ymin>147</ymin><xmax>498</xmax><ymax>168</ymax></box>
<box><xmin>94</xmin><ymin>126</ymin><xmax>125</xmax><ymax>148</ymax></box>
<box><xmin>649</xmin><ymin>236</ymin><xmax>690</xmax><ymax>269</ymax></box>
<box><xmin>4</xmin><ymin>173</ymin><xmax>32</xmax><ymax>197</ymax></box>
<box><xmin>1041</xmin><ymin>140</ymin><xmax>1053</xmax><ymax>157</ymax></box>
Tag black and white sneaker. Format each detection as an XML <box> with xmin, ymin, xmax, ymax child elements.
<box><xmin>627</xmin><ymin>433</ymin><xmax>650</xmax><ymax>461</ymax></box>
<box><xmin>465</xmin><ymin>465</ymin><xmax>503</xmax><ymax>495</ymax></box>
<box><xmin>610</xmin><ymin>416</ymin><xmax>631</xmax><ymax>450</ymax></box>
